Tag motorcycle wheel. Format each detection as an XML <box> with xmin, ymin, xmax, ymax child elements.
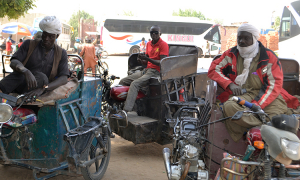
<box><xmin>101</xmin><ymin>51</ymin><xmax>108</xmax><ymax>59</ymax></box>
<box><xmin>81</xmin><ymin>133</ymin><xmax>111</xmax><ymax>180</ymax></box>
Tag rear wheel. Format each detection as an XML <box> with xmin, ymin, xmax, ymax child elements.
<box><xmin>81</xmin><ymin>133</ymin><xmax>111</xmax><ymax>180</ymax></box>
<box><xmin>101</xmin><ymin>51</ymin><xmax>108</xmax><ymax>59</ymax></box>
<box><xmin>198</xmin><ymin>47</ymin><xmax>203</xmax><ymax>58</ymax></box>
<box><xmin>129</xmin><ymin>45</ymin><xmax>140</xmax><ymax>55</ymax></box>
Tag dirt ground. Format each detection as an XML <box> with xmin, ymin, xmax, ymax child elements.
<box><xmin>0</xmin><ymin>134</ymin><xmax>172</xmax><ymax>180</ymax></box>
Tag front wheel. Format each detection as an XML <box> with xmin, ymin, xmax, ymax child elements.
<box><xmin>129</xmin><ymin>45</ymin><xmax>140</xmax><ymax>55</ymax></box>
<box><xmin>101</xmin><ymin>51</ymin><xmax>108</xmax><ymax>59</ymax></box>
<box><xmin>81</xmin><ymin>133</ymin><xmax>111</xmax><ymax>180</ymax></box>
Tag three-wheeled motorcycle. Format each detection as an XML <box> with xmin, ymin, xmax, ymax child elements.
<box><xmin>104</xmin><ymin>44</ymin><xmax>300</xmax><ymax>179</ymax></box>
<box><xmin>0</xmin><ymin>54</ymin><xmax>112</xmax><ymax>180</ymax></box>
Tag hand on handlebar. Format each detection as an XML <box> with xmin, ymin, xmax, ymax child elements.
<box><xmin>229</xmin><ymin>83</ymin><xmax>244</xmax><ymax>96</ymax></box>
<box><xmin>25</xmin><ymin>88</ymin><xmax>45</xmax><ymax>102</ymax></box>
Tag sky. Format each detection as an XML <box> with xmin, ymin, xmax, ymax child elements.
<box><xmin>28</xmin><ymin>0</ymin><xmax>290</xmax><ymax>29</ymax></box>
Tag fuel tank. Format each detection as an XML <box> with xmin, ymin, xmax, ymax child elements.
<box><xmin>110</xmin><ymin>85</ymin><xmax>146</xmax><ymax>101</ymax></box>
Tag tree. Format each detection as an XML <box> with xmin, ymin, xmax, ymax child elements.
<box><xmin>69</xmin><ymin>10</ymin><xmax>94</xmax><ymax>42</ymax></box>
<box><xmin>0</xmin><ymin>0</ymin><xmax>36</xmax><ymax>19</ymax></box>
<box><xmin>123</xmin><ymin>11</ymin><xmax>134</xmax><ymax>16</ymax></box>
<box><xmin>172</xmin><ymin>9</ymin><xmax>210</xmax><ymax>20</ymax></box>
<box><xmin>214</xmin><ymin>18</ymin><xmax>224</xmax><ymax>25</ymax></box>
<box><xmin>272</xmin><ymin>16</ymin><xmax>280</xmax><ymax>31</ymax></box>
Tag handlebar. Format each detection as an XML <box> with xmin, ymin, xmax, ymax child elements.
<box><xmin>232</xmin><ymin>96</ymin><xmax>268</xmax><ymax>123</ymax></box>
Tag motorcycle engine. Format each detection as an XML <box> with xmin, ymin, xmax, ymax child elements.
<box><xmin>165</xmin><ymin>117</ymin><xmax>209</xmax><ymax>180</ymax></box>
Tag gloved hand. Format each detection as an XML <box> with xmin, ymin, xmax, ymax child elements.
<box><xmin>229</xmin><ymin>83</ymin><xmax>243</xmax><ymax>96</ymax></box>
<box><xmin>23</xmin><ymin>69</ymin><xmax>37</xmax><ymax>90</ymax></box>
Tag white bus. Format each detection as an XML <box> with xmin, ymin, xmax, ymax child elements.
<box><xmin>100</xmin><ymin>16</ymin><xmax>221</xmax><ymax>57</ymax></box>
<box><xmin>279</xmin><ymin>0</ymin><xmax>300</xmax><ymax>62</ymax></box>
<box><xmin>33</xmin><ymin>17</ymin><xmax>72</xmax><ymax>50</ymax></box>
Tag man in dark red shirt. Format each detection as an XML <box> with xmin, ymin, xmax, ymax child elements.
<box><xmin>116</xmin><ymin>25</ymin><xmax>169</xmax><ymax>115</ymax></box>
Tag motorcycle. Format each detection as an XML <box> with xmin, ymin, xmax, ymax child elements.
<box><xmin>68</xmin><ymin>55</ymin><xmax>109</xmax><ymax>76</ymax></box>
<box><xmin>96</xmin><ymin>45</ymin><xmax>108</xmax><ymax>59</ymax></box>
<box><xmin>162</xmin><ymin>94</ymin><xmax>300</xmax><ymax>180</ymax></box>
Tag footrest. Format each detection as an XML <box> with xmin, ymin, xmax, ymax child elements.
<box><xmin>109</xmin><ymin>112</ymin><xmax>158</xmax><ymax>144</ymax></box>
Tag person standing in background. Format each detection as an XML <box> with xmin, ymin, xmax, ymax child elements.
<box><xmin>204</xmin><ymin>40</ymin><xmax>211</xmax><ymax>58</ymax></box>
<box><xmin>5</xmin><ymin>39</ymin><xmax>12</xmax><ymax>55</ymax></box>
<box><xmin>80</xmin><ymin>38</ymin><xmax>97</xmax><ymax>75</ymax></box>
<box><xmin>140</xmin><ymin>37</ymin><xmax>146</xmax><ymax>53</ymax></box>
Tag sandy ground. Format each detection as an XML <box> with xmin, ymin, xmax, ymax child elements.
<box><xmin>0</xmin><ymin>55</ymin><xmax>211</xmax><ymax>180</ymax></box>
<box><xmin>0</xmin><ymin>134</ymin><xmax>172</xmax><ymax>180</ymax></box>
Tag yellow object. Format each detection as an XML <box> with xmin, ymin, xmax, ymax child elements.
<box><xmin>254</xmin><ymin>141</ymin><xmax>264</xmax><ymax>149</ymax></box>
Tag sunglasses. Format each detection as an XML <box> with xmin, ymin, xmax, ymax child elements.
<box><xmin>150</xmin><ymin>31</ymin><xmax>159</xmax><ymax>35</ymax></box>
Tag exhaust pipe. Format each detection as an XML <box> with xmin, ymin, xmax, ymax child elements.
<box><xmin>163</xmin><ymin>148</ymin><xmax>171</xmax><ymax>180</ymax></box>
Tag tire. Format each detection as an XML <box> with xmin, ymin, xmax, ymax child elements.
<box><xmin>101</xmin><ymin>51</ymin><xmax>108</xmax><ymax>59</ymax></box>
<box><xmin>81</xmin><ymin>133</ymin><xmax>111</xmax><ymax>180</ymax></box>
<box><xmin>129</xmin><ymin>45</ymin><xmax>140</xmax><ymax>55</ymax></box>
<box><xmin>198</xmin><ymin>48</ymin><xmax>203</xmax><ymax>58</ymax></box>
<box><xmin>97</xmin><ymin>61</ymin><xmax>109</xmax><ymax>75</ymax></box>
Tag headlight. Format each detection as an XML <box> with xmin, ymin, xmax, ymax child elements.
<box><xmin>281</xmin><ymin>138</ymin><xmax>300</xmax><ymax>160</ymax></box>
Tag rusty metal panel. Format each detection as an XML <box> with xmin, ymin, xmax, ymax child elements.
<box><xmin>279</xmin><ymin>58</ymin><xmax>300</xmax><ymax>96</ymax></box>
<box><xmin>160</xmin><ymin>54</ymin><xmax>198</xmax><ymax>80</ymax></box>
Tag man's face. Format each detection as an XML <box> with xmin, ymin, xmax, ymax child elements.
<box><xmin>150</xmin><ymin>27</ymin><xmax>161</xmax><ymax>42</ymax></box>
<box><xmin>42</xmin><ymin>31</ymin><xmax>57</xmax><ymax>49</ymax></box>
<box><xmin>237</xmin><ymin>31</ymin><xmax>253</xmax><ymax>47</ymax></box>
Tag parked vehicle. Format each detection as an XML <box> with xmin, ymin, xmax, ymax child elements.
<box><xmin>105</xmin><ymin>44</ymin><xmax>300</xmax><ymax>179</ymax></box>
<box><xmin>0</xmin><ymin>54</ymin><xmax>112</xmax><ymax>180</ymax></box>
<box><xmin>100</xmin><ymin>16</ymin><xmax>221</xmax><ymax>57</ymax></box>
<box><xmin>96</xmin><ymin>45</ymin><xmax>108</xmax><ymax>59</ymax></box>
<box><xmin>68</xmin><ymin>55</ymin><xmax>109</xmax><ymax>76</ymax></box>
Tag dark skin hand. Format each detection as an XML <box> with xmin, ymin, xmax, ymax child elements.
<box><xmin>137</xmin><ymin>26</ymin><xmax>167</xmax><ymax>65</ymax></box>
<box><xmin>26</xmin><ymin>76</ymin><xmax>68</xmax><ymax>100</ymax></box>
<box><xmin>10</xmin><ymin>60</ymin><xmax>37</xmax><ymax>90</ymax></box>
<box><xmin>229</xmin><ymin>83</ymin><xmax>244</xmax><ymax>96</ymax></box>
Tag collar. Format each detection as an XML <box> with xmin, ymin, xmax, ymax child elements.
<box><xmin>230</xmin><ymin>41</ymin><xmax>269</xmax><ymax>62</ymax></box>
<box><xmin>151</xmin><ymin>38</ymin><xmax>162</xmax><ymax>46</ymax></box>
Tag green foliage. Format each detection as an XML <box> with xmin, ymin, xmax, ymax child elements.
<box><xmin>123</xmin><ymin>11</ymin><xmax>134</xmax><ymax>16</ymax></box>
<box><xmin>0</xmin><ymin>0</ymin><xmax>36</xmax><ymax>20</ymax></box>
<box><xmin>272</xmin><ymin>16</ymin><xmax>280</xmax><ymax>31</ymax></box>
<box><xmin>172</xmin><ymin>9</ymin><xmax>211</xmax><ymax>20</ymax></box>
<box><xmin>69</xmin><ymin>10</ymin><xmax>94</xmax><ymax>42</ymax></box>
<box><xmin>214</xmin><ymin>19</ymin><xmax>224</xmax><ymax>25</ymax></box>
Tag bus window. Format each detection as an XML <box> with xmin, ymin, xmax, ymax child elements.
<box><xmin>177</xmin><ymin>27</ymin><xmax>184</xmax><ymax>34</ymax></box>
<box><xmin>168</xmin><ymin>26</ymin><xmax>176</xmax><ymax>34</ymax></box>
<box><xmin>292</xmin><ymin>1</ymin><xmax>300</xmax><ymax>17</ymax></box>
<box><xmin>132</xmin><ymin>24</ymin><xmax>140</xmax><ymax>33</ymax></box>
<box><xmin>123</xmin><ymin>24</ymin><xmax>131</xmax><ymax>32</ymax></box>
<box><xmin>291</xmin><ymin>15</ymin><xmax>300</xmax><ymax>37</ymax></box>
<box><xmin>213</xmin><ymin>31</ymin><xmax>220</xmax><ymax>44</ymax></box>
<box><xmin>281</xmin><ymin>7</ymin><xmax>291</xmax><ymax>37</ymax></box>
<box><xmin>204</xmin><ymin>26</ymin><xmax>220</xmax><ymax>44</ymax></box>
<box><xmin>185</xmin><ymin>27</ymin><xmax>193</xmax><ymax>34</ymax></box>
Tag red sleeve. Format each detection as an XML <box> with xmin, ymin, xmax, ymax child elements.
<box><xmin>207</xmin><ymin>50</ymin><xmax>234</xmax><ymax>90</ymax></box>
<box><xmin>159</xmin><ymin>42</ymin><xmax>169</xmax><ymax>56</ymax></box>
<box><xmin>252</xmin><ymin>52</ymin><xmax>283</xmax><ymax>109</ymax></box>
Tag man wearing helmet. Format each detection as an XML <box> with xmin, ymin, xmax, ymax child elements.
<box><xmin>0</xmin><ymin>16</ymin><xmax>69</xmax><ymax>99</ymax></box>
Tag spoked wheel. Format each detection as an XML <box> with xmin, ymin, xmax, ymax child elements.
<box><xmin>81</xmin><ymin>133</ymin><xmax>111</xmax><ymax>180</ymax></box>
<box><xmin>101</xmin><ymin>51</ymin><xmax>108</xmax><ymax>59</ymax></box>
<box><xmin>97</xmin><ymin>61</ymin><xmax>109</xmax><ymax>75</ymax></box>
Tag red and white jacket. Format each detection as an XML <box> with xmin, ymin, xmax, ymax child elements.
<box><xmin>208</xmin><ymin>42</ymin><xmax>298</xmax><ymax>109</ymax></box>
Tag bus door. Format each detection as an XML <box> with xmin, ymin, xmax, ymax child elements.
<box><xmin>204</xmin><ymin>26</ymin><xmax>221</xmax><ymax>55</ymax></box>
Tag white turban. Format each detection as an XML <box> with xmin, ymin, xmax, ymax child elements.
<box><xmin>235</xmin><ymin>23</ymin><xmax>260</xmax><ymax>87</ymax></box>
<box><xmin>39</xmin><ymin>16</ymin><xmax>62</xmax><ymax>35</ymax></box>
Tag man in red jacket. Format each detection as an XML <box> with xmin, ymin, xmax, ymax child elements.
<box><xmin>208</xmin><ymin>23</ymin><xmax>289</xmax><ymax>142</ymax></box>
